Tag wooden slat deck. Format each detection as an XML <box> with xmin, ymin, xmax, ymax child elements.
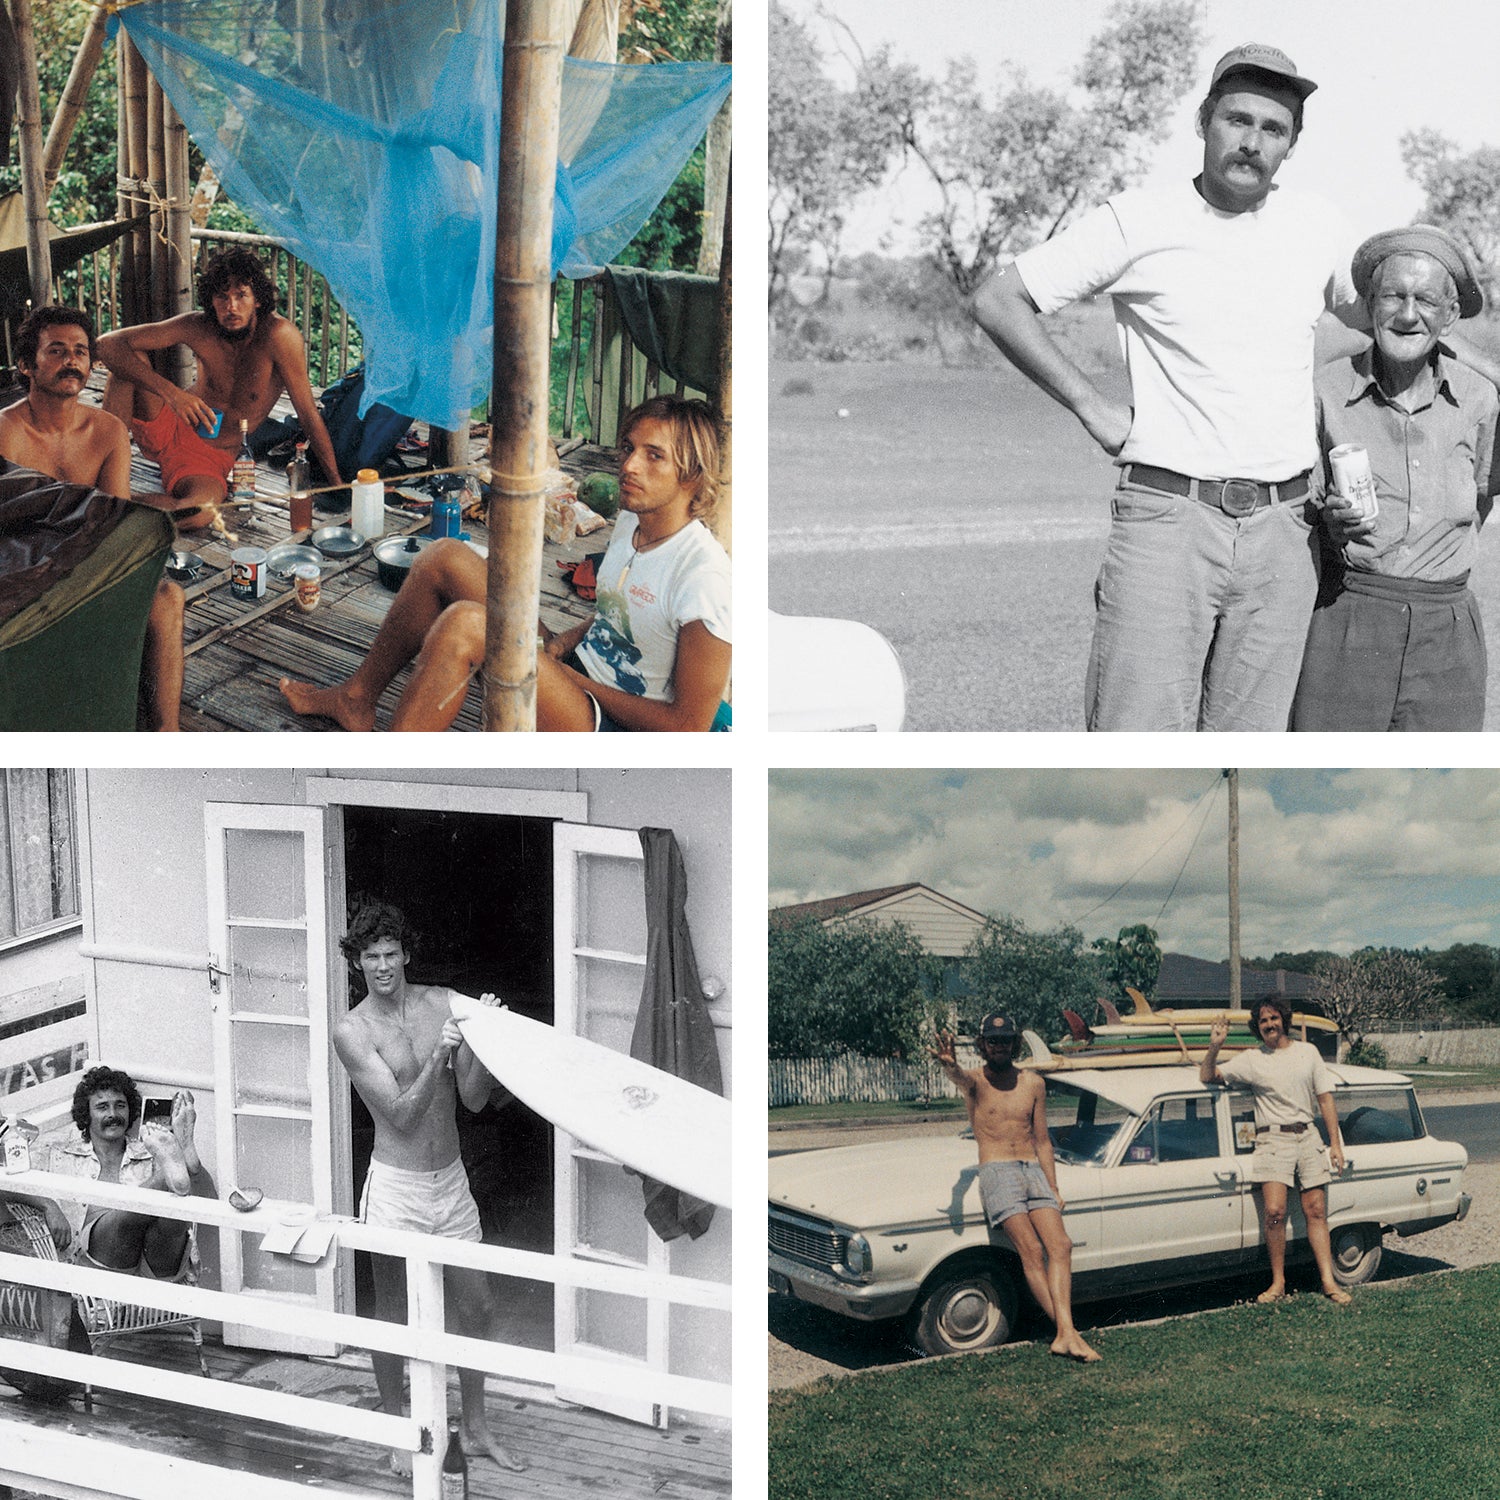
<box><xmin>144</xmin><ymin>431</ymin><xmax>619</xmax><ymax>732</ymax></box>
<box><xmin>1</xmin><ymin>1328</ymin><xmax>729</xmax><ymax>1500</ymax></box>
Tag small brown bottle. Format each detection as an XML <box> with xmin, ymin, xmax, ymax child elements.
<box><xmin>440</xmin><ymin>1416</ymin><xmax>468</xmax><ymax>1498</ymax></box>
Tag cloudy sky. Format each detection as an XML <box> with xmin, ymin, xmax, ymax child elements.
<box><xmin>768</xmin><ymin>769</ymin><xmax>1500</xmax><ymax>960</ymax></box>
<box><xmin>790</xmin><ymin>0</ymin><xmax>1498</xmax><ymax>258</ymax></box>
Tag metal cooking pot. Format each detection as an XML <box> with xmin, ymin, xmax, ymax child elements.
<box><xmin>373</xmin><ymin>533</ymin><xmax>429</xmax><ymax>591</ymax></box>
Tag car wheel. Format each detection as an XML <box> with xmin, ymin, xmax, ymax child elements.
<box><xmin>909</xmin><ymin>1262</ymin><xmax>1018</xmax><ymax>1356</ymax></box>
<box><xmin>1330</xmin><ymin>1223</ymin><xmax>1382</xmax><ymax>1286</ymax></box>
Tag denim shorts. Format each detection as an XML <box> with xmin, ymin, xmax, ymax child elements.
<box><xmin>977</xmin><ymin>1159</ymin><xmax>1060</xmax><ymax>1227</ymax></box>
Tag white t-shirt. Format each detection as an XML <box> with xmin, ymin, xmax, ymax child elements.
<box><xmin>1217</xmin><ymin>1039</ymin><xmax>1338</xmax><ymax>1130</ymax></box>
<box><xmin>574</xmin><ymin>512</ymin><xmax>732</xmax><ymax>703</ymax></box>
<box><xmin>1014</xmin><ymin>180</ymin><xmax>1359</xmax><ymax>481</ymax></box>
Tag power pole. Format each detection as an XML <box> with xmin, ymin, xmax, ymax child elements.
<box><xmin>1225</xmin><ymin>768</ymin><xmax>1240</xmax><ymax>1012</ymax></box>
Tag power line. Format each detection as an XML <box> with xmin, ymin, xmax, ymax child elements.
<box><xmin>1076</xmin><ymin>770</ymin><xmax>1223</xmax><ymax>929</ymax></box>
<box><xmin>1152</xmin><ymin>776</ymin><xmax>1225</xmax><ymax>929</ymax></box>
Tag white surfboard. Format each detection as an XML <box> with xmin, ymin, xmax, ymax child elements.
<box><xmin>769</xmin><ymin>611</ymin><xmax>906</xmax><ymax>731</ymax></box>
<box><xmin>449</xmin><ymin>994</ymin><xmax>731</xmax><ymax>1208</ymax></box>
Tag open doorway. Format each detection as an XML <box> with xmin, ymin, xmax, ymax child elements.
<box><xmin>341</xmin><ymin>803</ymin><xmax>556</xmax><ymax>1351</ymax></box>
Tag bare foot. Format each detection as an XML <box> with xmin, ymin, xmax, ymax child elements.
<box><xmin>388</xmin><ymin>1450</ymin><xmax>412</xmax><ymax>1478</ymax></box>
<box><xmin>1049</xmin><ymin>1333</ymin><xmax>1102</xmax><ymax>1363</ymax></box>
<box><xmin>279</xmin><ymin>676</ymin><xmax>378</xmax><ymax>732</ymax></box>
<box><xmin>464</xmin><ymin>1421</ymin><xmax>527</xmax><ymax>1473</ymax></box>
<box><xmin>1323</xmin><ymin>1286</ymin><xmax>1352</xmax><ymax>1306</ymax></box>
<box><xmin>171</xmin><ymin>1090</ymin><xmax>202</xmax><ymax>1174</ymax></box>
<box><xmin>1255</xmin><ymin>1287</ymin><xmax>1288</xmax><ymax>1305</ymax></box>
<box><xmin>140</xmin><ymin>1124</ymin><xmax>192</xmax><ymax>1195</ymax></box>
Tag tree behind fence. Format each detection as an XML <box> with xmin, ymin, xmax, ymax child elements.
<box><xmin>770</xmin><ymin>1046</ymin><xmax>983</xmax><ymax>1108</ymax></box>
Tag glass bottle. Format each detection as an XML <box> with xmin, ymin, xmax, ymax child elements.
<box><xmin>231</xmin><ymin>418</ymin><xmax>256</xmax><ymax>508</ymax></box>
<box><xmin>287</xmin><ymin>441</ymin><xmax>312</xmax><ymax>532</ymax></box>
<box><xmin>440</xmin><ymin>1416</ymin><xmax>468</xmax><ymax>1498</ymax></box>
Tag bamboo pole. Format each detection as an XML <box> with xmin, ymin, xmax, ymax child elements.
<box><xmin>11</xmin><ymin>0</ymin><xmax>54</xmax><ymax>308</ymax></box>
<box><xmin>41</xmin><ymin>0</ymin><xmax>110</xmax><ymax>192</ymax></box>
<box><xmin>164</xmin><ymin>91</ymin><xmax>194</xmax><ymax>386</ymax></box>
<box><xmin>696</xmin><ymin>0</ymin><xmax>731</xmax><ymax>278</ymax></box>
<box><xmin>122</xmin><ymin>35</ymin><xmax>151</xmax><ymax>329</ymax></box>
<box><xmin>146</xmin><ymin>73</ymin><xmax>169</xmax><ymax>327</ymax></box>
<box><xmin>711</xmin><ymin>162</ymin><xmax>731</xmax><ymax>554</ymax></box>
<box><xmin>483</xmin><ymin>0</ymin><xmax>565</xmax><ymax>732</ymax></box>
<box><xmin>115</xmin><ymin>35</ymin><xmax>134</xmax><ymax>325</ymax></box>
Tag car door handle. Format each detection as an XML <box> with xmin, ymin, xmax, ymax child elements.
<box><xmin>1214</xmin><ymin>1170</ymin><xmax>1240</xmax><ymax>1186</ymax></box>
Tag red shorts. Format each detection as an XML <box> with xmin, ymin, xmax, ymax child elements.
<box><xmin>132</xmin><ymin>403</ymin><xmax>235</xmax><ymax>498</ymax></box>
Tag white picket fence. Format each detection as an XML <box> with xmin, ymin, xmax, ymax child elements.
<box><xmin>769</xmin><ymin>1049</ymin><xmax>981</xmax><ymax>1107</ymax></box>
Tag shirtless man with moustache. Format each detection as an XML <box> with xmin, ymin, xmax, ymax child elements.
<box><xmin>931</xmin><ymin>1013</ymin><xmax>1101</xmax><ymax>1361</ymax></box>
<box><xmin>0</xmin><ymin>305</ymin><xmax>184</xmax><ymax>729</ymax></box>
<box><xmin>98</xmin><ymin>245</ymin><xmax>342</xmax><ymax>528</ymax></box>
<box><xmin>334</xmin><ymin>903</ymin><xmax>524</xmax><ymax>1476</ymax></box>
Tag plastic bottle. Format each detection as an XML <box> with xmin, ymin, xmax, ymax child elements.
<box><xmin>231</xmin><ymin>418</ymin><xmax>256</xmax><ymax>507</ymax></box>
<box><xmin>440</xmin><ymin>1416</ymin><xmax>468</xmax><ymax>1498</ymax></box>
<box><xmin>351</xmin><ymin>467</ymin><xmax>385</xmax><ymax>540</ymax></box>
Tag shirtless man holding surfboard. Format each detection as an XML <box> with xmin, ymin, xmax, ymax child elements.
<box><xmin>334</xmin><ymin>903</ymin><xmax>525</xmax><ymax>1475</ymax></box>
<box><xmin>931</xmin><ymin>1013</ymin><xmax>1101</xmax><ymax>1362</ymax></box>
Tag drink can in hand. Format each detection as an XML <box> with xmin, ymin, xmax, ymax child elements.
<box><xmin>1329</xmin><ymin>444</ymin><xmax>1378</xmax><ymax>520</ymax></box>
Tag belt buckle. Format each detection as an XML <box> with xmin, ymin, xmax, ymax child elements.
<box><xmin>1220</xmin><ymin>479</ymin><xmax>1260</xmax><ymax>518</ymax></box>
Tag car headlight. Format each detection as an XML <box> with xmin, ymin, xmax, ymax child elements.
<box><xmin>845</xmin><ymin>1233</ymin><xmax>872</xmax><ymax>1278</ymax></box>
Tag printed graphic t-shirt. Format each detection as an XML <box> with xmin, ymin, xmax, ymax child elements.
<box><xmin>574</xmin><ymin>512</ymin><xmax>732</xmax><ymax>701</ymax></box>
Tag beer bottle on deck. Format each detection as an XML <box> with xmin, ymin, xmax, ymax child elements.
<box><xmin>231</xmin><ymin>419</ymin><xmax>256</xmax><ymax>507</ymax></box>
<box><xmin>440</xmin><ymin>1416</ymin><xmax>468</xmax><ymax>1498</ymax></box>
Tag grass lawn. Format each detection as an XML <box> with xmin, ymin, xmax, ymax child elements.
<box><xmin>769</xmin><ymin>1265</ymin><xmax>1500</xmax><ymax>1500</ymax></box>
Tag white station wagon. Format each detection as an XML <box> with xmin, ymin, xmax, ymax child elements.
<box><xmin>769</xmin><ymin>1064</ymin><xmax>1470</xmax><ymax>1356</ymax></box>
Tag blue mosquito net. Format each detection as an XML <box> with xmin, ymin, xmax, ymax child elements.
<box><xmin>112</xmin><ymin>1</ymin><xmax>731</xmax><ymax>431</ymax></box>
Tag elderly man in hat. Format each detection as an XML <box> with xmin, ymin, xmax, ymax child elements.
<box><xmin>971</xmin><ymin>44</ymin><xmax>1366</xmax><ymax>732</ymax></box>
<box><xmin>930</xmin><ymin>1014</ymin><xmax>1100</xmax><ymax>1361</ymax></box>
<box><xmin>1290</xmin><ymin>226</ymin><xmax>1500</xmax><ymax>730</ymax></box>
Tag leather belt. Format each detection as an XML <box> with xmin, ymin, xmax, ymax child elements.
<box><xmin>1255</xmin><ymin>1123</ymin><xmax>1310</xmax><ymax>1135</ymax></box>
<box><xmin>1124</xmin><ymin>463</ymin><xmax>1311</xmax><ymax>518</ymax></box>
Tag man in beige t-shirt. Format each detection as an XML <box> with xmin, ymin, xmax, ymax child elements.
<box><xmin>1201</xmin><ymin>992</ymin><xmax>1349</xmax><ymax>1305</ymax></box>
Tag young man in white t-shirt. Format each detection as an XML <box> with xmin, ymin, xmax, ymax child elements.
<box><xmin>970</xmin><ymin>44</ymin><xmax>1366</xmax><ymax>731</ymax></box>
<box><xmin>279</xmin><ymin>396</ymin><xmax>731</xmax><ymax>731</ymax></box>
<box><xmin>1200</xmin><ymin>993</ymin><xmax>1351</xmax><ymax>1306</ymax></box>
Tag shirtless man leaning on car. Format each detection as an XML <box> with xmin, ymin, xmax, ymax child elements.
<box><xmin>932</xmin><ymin>1013</ymin><xmax>1101</xmax><ymax>1362</ymax></box>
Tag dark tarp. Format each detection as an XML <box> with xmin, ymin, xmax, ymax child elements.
<box><xmin>0</xmin><ymin>6</ymin><xmax>17</xmax><ymax>166</ymax></box>
<box><xmin>628</xmin><ymin>826</ymin><xmax>722</xmax><ymax>1242</ymax></box>
<box><xmin>0</xmin><ymin>192</ymin><xmax>145</xmax><ymax>325</ymax></box>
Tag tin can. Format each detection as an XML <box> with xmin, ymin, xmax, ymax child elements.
<box><xmin>230</xmin><ymin>546</ymin><xmax>268</xmax><ymax>600</ymax></box>
<box><xmin>1329</xmin><ymin>443</ymin><xmax>1379</xmax><ymax>520</ymax></box>
<box><xmin>430</xmin><ymin>492</ymin><xmax>462</xmax><ymax>539</ymax></box>
<box><xmin>294</xmin><ymin>562</ymin><xmax>322</xmax><ymax>613</ymax></box>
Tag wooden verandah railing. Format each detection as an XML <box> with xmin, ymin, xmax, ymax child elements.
<box><xmin>0</xmin><ymin>1168</ymin><xmax>730</xmax><ymax>1500</ymax></box>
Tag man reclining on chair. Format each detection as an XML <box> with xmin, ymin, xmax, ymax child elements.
<box><xmin>47</xmin><ymin>1067</ymin><xmax>216</xmax><ymax>1284</ymax></box>
<box><xmin>0</xmin><ymin>306</ymin><xmax>185</xmax><ymax>730</ymax></box>
<box><xmin>278</xmin><ymin>394</ymin><xmax>732</xmax><ymax>731</ymax></box>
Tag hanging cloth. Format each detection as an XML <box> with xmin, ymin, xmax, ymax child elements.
<box><xmin>112</xmin><ymin>1</ymin><xmax>731</xmax><ymax>432</ymax></box>
<box><xmin>629</xmin><ymin>826</ymin><xmax>722</xmax><ymax>1242</ymax></box>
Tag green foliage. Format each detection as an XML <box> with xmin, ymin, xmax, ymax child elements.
<box><xmin>860</xmin><ymin>0</ymin><xmax>1203</xmax><ymax>297</ymax></box>
<box><xmin>770</xmin><ymin>1264</ymin><xmax>1500</xmax><ymax>1500</ymax></box>
<box><xmin>959</xmin><ymin>916</ymin><xmax>1106</xmax><ymax>1037</ymax></box>
<box><xmin>1091</xmin><ymin>923</ymin><xmax>1163</xmax><ymax>1001</ymax></box>
<box><xmin>0</xmin><ymin>1</ymin><xmax>118</xmax><ymax>227</ymax></box>
<box><xmin>768</xmin><ymin>917</ymin><xmax>944</xmax><ymax>1060</ymax></box>
<box><xmin>1246</xmin><ymin>950</ymin><xmax>1340</xmax><ymax>977</ymax></box>
<box><xmin>1421</xmin><ymin>942</ymin><xmax>1500</xmax><ymax>1021</ymax></box>
<box><xmin>1345</xmin><ymin>1038</ymin><xmax>1390</xmax><ymax>1069</ymax></box>
<box><xmin>1311</xmin><ymin>949</ymin><xmax>1445</xmax><ymax>1049</ymax></box>
<box><xmin>1402</xmin><ymin>128</ymin><xmax>1500</xmax><ymax>304</ymax></box>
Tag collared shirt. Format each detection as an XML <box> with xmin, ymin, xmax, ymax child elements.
<box><xmin>1014</xmin><ymin>179</ymin><xmax>1359</xmax><ymax>480</ymax></box>
<box><xmin>49</xmin><ymin>1135</ymin><xmax>155</xmax><ymax>1244</ymax></box>
<box><xmin>1314</xmin><ymin>346</ymin><xmax>1500</xmax><ymax>582</ymax></box>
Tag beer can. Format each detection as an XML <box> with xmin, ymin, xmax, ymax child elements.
<box><xmin>230</xmin><ymin>546</ymin><xmax>268</xmax><ymax>600</ymax></box>
<box><xmin>1329</xmin><ymin>444</ymin><xmax>1379</xmax><ymax>520</ymax></box>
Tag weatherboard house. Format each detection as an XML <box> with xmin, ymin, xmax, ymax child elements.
<box><xmin>0</xmin><ymin>768</ymin><xmax>729</xmax><ymax>1498</ymax></box>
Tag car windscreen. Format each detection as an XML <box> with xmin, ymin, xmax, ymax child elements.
<box><xmin>1045</xmin><ymin>1079</ymin><xmax>1134</xmax><ymax>1165</ymax></box>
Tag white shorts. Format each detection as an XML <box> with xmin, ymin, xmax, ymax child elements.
<box><xmin>359</xmin><ymin>1157</ymin><xmax>482</xmax><ymax>1241</ymax></box>
<box><xmin>1249</xmin><ymin>1128</ymin><xmax>1332</xmax><ymax>1190</ymax></box>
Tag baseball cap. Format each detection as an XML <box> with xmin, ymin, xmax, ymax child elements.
<box><xmin>978</xmin><ymin>1012</ymin><xmax>1019</xmax><ymax>1041</ymax></box>
<box><xmin>1209</xmin><ymin>43</ymin><xmax>1317</xmax><ymax>102</ymax></box>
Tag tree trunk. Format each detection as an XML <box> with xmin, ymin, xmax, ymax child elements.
<box><xmin>11</xmin><ymin>0</ymin><xmax>54</xmax><ymax>308</ymax></box>
<box><xmin>483</xmin><ymin>0</ymin><xmax>565</xmax><ymax>732</ymax></box>
<box><xmin>567</xmin><ymin>0</ymin><xmax>619</xmax><ymax>61</ymax></box>
<box><xmin>696</xmin><ymin>0</ymin><xmax>731</xmax><ymax>277</ymax></box>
